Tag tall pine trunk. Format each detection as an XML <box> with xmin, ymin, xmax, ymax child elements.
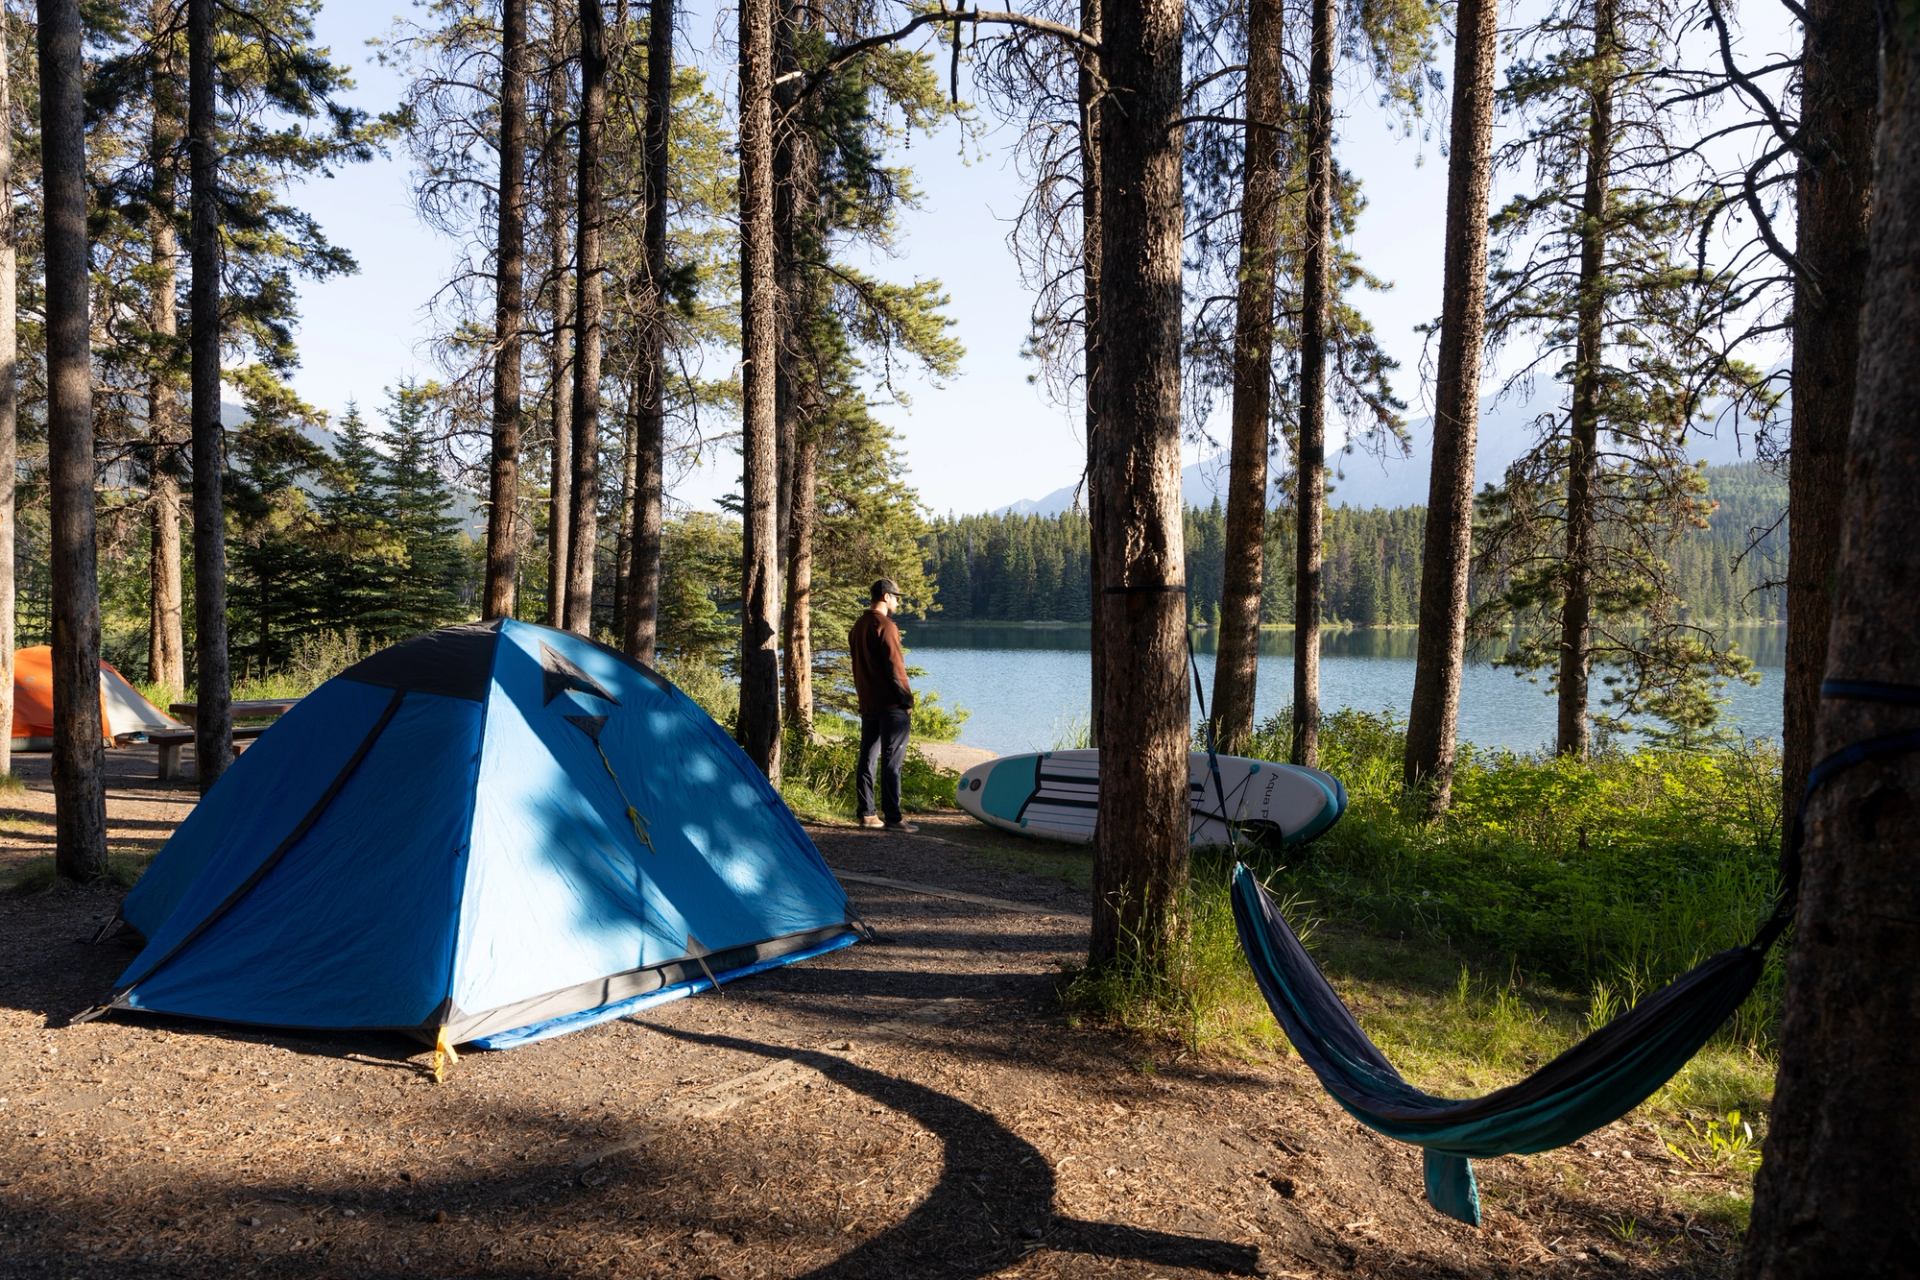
<box><xmin>622</xmin><ymin>0</ymin><xmax>671</xmax><ymax>664</ymax></box>
<box><xmin>1291</xmin><ymin>0</ymin><xmax>1335</xmax><ymax>768</ymax></box>
<box><xmin>781</xmin><ymin>427</ymin><xmax>817</xmax><ymax>732</ymax></box>
<box><xmin>1209</xmin><ymin>0</ymin><xmax>1284</xmax><ymax>754</ymax></box>
<box><xmin>612</xmin><ymin>402</ymin><xmax>635</xmax><ymax>642</ymax></box>
<box><xmin>1080</xmin><ymin>0</ymin><xmax>1104</xmax><ymax>749</ymax></box>
<box><xmin>1088</xmin><ymin>0</ymin><xmax>1187</xmax><ymax>972</ymax></box>
<box><xmin>188</xmin><ymin>0</ymin><xmax>231</xmax><ymax>792</ymax></box>
<box><xmin>563</xmin><ymin>0</ymin><xmax>607</xmax><ymax>637</ymax></box>
<box><xmin>735</xmin><ymin>0</ymin><xmax>782</xmax><ymax>777</ymax></box>
<box><xmin>1743</xmin><ymin>6</ymin><xmax>1920</xmax><ymax>1263</ymax></box>
<box><xmin>545</xmin><ymin>62</ymin><xmax>574</xmax><ymax>628</ymax></box>
<box><xmin>1781</xmin><ymin>0</ymin><xmax>1877</xmax><ymax>833</ymax></box>
<box><xmin>483</xmin><ymin>0</ymin><xmax>529</xmax><ymax>620</ymax></box>
<box><xmin>146</xmin><ymin>1</ymin><xmax>186</xmax><ymax>690</ymax></box>
<box><xmin>1556</xmin><ymin>0</ymin><xmax>1616</xmax><ymax>759</ymax></box>
<box><xmin>38</xmin><ymin>0</ymin><xmax>108</xmax><ymax>873</ymax></box>
<box><xmin>0</xmin><ymin>25</ymin><xmax>17</xmax><ymax>780</ymax></box>
<box><xmin>774</xmin><ymin>0</ymin><xmax>819</xmax><ymax>735</ymax></box>
<box><xmin>1403</xmin><ymin>0</ymin><xmax>1497</xmax><ymax>809</ymax></box>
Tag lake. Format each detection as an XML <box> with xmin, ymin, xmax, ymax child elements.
<box><xmin>896</xmin><ymin>622</ymin><xmax>1786</xmax><ymax>758</ymax></box>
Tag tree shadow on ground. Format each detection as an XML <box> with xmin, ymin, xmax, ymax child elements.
<box><xmin>644</xmin><ymin>1022</ymin><xmax>1263</xmax><ymax>1278</ymax></box>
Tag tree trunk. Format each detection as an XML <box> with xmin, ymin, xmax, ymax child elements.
<box><xmin>38</xmin><ymin>0</ymin><xmax>108</xmax><ymax>874</ymax></box>
<box><xmin>187</xmin><ymin>0</ymin><xmax>231</xmax><ymax>792</ymax></box>
<box><xmin>1291</xmin><ymin>0</ymin><xmax>1334</xmax><ymax>769</ymax></box>
<box><xmin>1743</xmin><ymin>9</ymin><xmax>1920</xmax><ymax>1265</ymax></box>
<box><xmin>781</xmin><ymin>427</ymin><xmax>817</xmax><ymax>732</ymax></box>
<box><xmin>1209</xmin><ymin>0</ymin><xmax>1283</xmax><ymax>755</ymax></box>
<box><xmin>1403</xmin><ymin>0</ymin><xmax>1497</xmax><ymax>809</ymax></box>
<box><xmin>735</xmin><ymin>0</ymin><xmax>782</xmax><ymax>778</ymax></box>
<box><xmin>1556</xmin><ymin>0</ymin><xmax>1615</xmax><ymax>760</ymax></box>
<box><xmin>622</xmin><ymin>0</ymin><xmax>671</xmax><ymax>665</ymax></box>
<box><xmin>147</xmin><ymin>226</ymin><xmax>186</xmax><ymax>692</ymax></box>
<box><xmin>1080</xmin><ymin>0</ymin><xmax>1103</xmax><ymax>750</ymax></box>
<box><xmin>546</xmin><ymin>63</ymin><xmax>574</xmax><ymax>629</ymax></box>
<box><xmin>0</xmin><ymin>25</ymin><xmax>17</xmax><ymax>780</ymax></box>
<box><xmin>773</xmin><ymin>0</ymin><xmax>820</xmax><ymax>738</ymax></box>
<box><xmin>563</xmin><ymin>0</ymin><xmax>607</xmax><ymax>637</ymax></box>
<box><xmin>1088</xmin><ymin>0</ymin><xmax>1187</xmax><ymax>972</ymax></box>
<box><xmin>1781</xmin><ymin>0</ymin><xmax>1877</xmax><ymax>834</ymax></box>
<box><xmin>483</xmin><ymin>0</ymin><xmax>529</xmax><ymax>620</ymax></box>
<box><xmin>612</xmin><ymin>396</ymin><xmax>636</xmax><ymax>641</ymax></box>
<box><xmin>188</xmin><ymin>0</ymin><xmax>231</xmax><ymax>793</ymax></box>
<box><xmin>146</xmin><ymin>0</ymin><xmax>186</xmax><ymax>691</ymax></box>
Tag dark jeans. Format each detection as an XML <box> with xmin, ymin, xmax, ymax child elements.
<box><xmin>857</xmin><ymin>707</ymin><xmax>912</xmax><ymax>825</ymax></box>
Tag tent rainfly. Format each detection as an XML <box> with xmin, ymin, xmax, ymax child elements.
<box><xmin>89</xmin><ymin>619</ymin><xmax>859</xmax><ymax>1052</ymax></box>
<box><xmin>10</xmin><ymin>646</ymin><xmax>184</xmax><ymax>750</ymax></box>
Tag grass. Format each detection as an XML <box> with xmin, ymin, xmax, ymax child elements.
<box><xmin>6</xmin><ymin>846</ymin><xmax>159</xmax><ymax>894</ymax></box>
<box><xmin>778</xmin><ymin>719</ymin><xmax>961</xmax><ymax>825</ymax></box>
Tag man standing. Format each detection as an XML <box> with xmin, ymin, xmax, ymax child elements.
<box><xmin>849</xmin><ymin>577</ymin><xmax>917</xmax><ymax>833</ymax></box>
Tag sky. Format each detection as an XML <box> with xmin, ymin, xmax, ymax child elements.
<box><xmin>284</xmin><ymin>0</ymin><xmax>1797</xmax><ymax>518</ymax></box>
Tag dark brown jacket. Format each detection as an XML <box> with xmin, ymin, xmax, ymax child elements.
<box><xmin>849</xmin><ymin>608</ymin><xmax>913</xmax><ymax>716</ymax></box>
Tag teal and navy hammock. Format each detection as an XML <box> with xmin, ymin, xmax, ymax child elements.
<box><xmin>1225</xmin><ymin>676</ymin><xmax>1920</xmax><ymax>1226</ymax></box>
<box><xmin>1232</xmin><ymin>866</ymin><xmax>1771</xmax><ymax>1224</ymax></box>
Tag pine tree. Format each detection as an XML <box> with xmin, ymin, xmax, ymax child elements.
<box><xmin>379</xmin><ymin>383</ymin><xmax>471</xmax><ymax>635</ymax></box>
<box><xmin>1476</xmin><ymin>0</ymin><xmax>1770</xmax><ymax>752</ymax></box>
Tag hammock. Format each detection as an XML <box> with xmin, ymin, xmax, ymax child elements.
<box><xmin>1231</xmin><ymin>865</ymin><xmax>1769</xmax><ymax>1224</ymax></box>
<box><xmin>1224</xmin><ymin>675</ymin><xmax>1920</xmax><ymax>1224</ymax></box>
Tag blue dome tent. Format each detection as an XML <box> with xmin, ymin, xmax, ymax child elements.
<box><xmin>94</xmin><ymin>619</ymin><xmax>859</xmax><ymax>1052</ymax></box>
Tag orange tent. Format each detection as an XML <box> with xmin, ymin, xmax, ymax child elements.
<box><xmin>10</xmin><ymin>647</ymin><xmax>185</xmax><ymax>750</ymax></box>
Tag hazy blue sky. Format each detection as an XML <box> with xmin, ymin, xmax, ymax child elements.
<box><xmin>285</xmin><ymin>0</ymin><xmax>1794</xmax><ymax>517</ymax></box>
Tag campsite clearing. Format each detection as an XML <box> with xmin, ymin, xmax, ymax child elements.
<box><xmin>1</xmin><ymin>748</ymin><xmax>1752</xmax><ymax>1278</ymax></box>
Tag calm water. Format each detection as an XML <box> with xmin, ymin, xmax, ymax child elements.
<box><xmin>897</xmin><ymin>622</ymin><xmax>1786</xmax><ymax>758</ymax></box>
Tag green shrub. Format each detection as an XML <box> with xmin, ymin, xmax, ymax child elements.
<box><xmin>779</xmin><ymin>717</ymin><xmax>958</xmax><ymax>824</ymax></box>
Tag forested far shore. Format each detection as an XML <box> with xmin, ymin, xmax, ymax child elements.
<box><xmin>922</xmin><ymin>462</ymin><xmax>1786</xmax><ymax>629</ymax></box>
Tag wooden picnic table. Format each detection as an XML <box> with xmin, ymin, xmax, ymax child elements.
<box><xmin>168</xmin><ymin>698</ymin><xmax>299</xmax><ymax>728</ymax></box>
<box><xmin>152</xmin><ymin>700</ymin><xmax>300</xmax><ymax>782</ymax></box>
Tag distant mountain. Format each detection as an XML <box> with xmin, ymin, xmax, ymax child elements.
<box><xmin>995</xmin><ymin>381</ymin><xmax>1772</xmax><ymax>517</ymax></box>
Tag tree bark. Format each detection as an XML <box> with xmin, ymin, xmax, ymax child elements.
<box><xmin>612</xmin><ymin>400</ymin><xmax>635</xmax><ymax>643</ymax></box>
<box><xmin>781</xmin><ymin>426</ymin><xmax>817</xmax><ymax>732</ymax></box>
<box><xmin>622</xmin><ymin>0</ymin><xmax>672</xmax><ymax>664</ymax></box>
<box><xmin>563</xmin><ymin>0</ymin><xmax>608</xmax><ymax>637</ymax></box>
<box><xmin>0</xmin><ymin>25</ymin><xmax>17</xmax><ymax>780</ymax></box>
<box><xmin>546</xmin><ymin>62</ymin><xmax>574</xmax><ymax>628</ymax></box>
<box><xmin>736</xmin><ymin>0</ymin><xmax>783</xmax><ymax>778</ymax></box>
<box><xmin>38</xmin><ymin>0</ymin><xmax>108</xmax><ymax>874</ymax></box>
<box><xmin>1403</xmin><ymin>0</ymin><xmax>1497</xmax><ymax>809</ymax></box>
<box><xmin>774</xmin><ymin>0</ymin><xmax>820</xmax><ymax>736</ymax></box>
<box><xmin>1291</xmin><ymin>0</ymin><xmax>1334</xmax><ymax>769</ymax></box>
<box><xmin>1080</xmin><ymin>0</ymin><xmax>1103</xmax><ymax>750</ymax></box>
<box><xmin>1781</xmin><ymin>0</ymin><xmax>1877</xmax><ymax>835</ymax></box>
<box><xmin>1088</xmin><ymin>0</ymin><xmax>1187</xmax><ymax>972</ymax></box>
<box><xmin>1556</xmin><ymin>0</ymin><xmax>1616</xmax><ymax>760</ymax></box>
<box><xmin>188</xmin><ymin>0</ymin><xmax>231</xmax><ymax>793</ymax></box>
<box><xmin>483</xmin><ymin>0</ymin><xmax>529</xmax><ymax>620</ymax></box>
<box><xmin>146</xmin><ymin>1</ymin><xmax>186</xmax><ymax>691</ymax></box>
<box><xmin>1743</xmin><ymin>7</ymin><xmax>1920</xmax><ymax>1265</ymax></box>
<box><xmin>1209</xmin><ymin>0</ymin><xmax>1284</xmax><ymax>755</ymax></box>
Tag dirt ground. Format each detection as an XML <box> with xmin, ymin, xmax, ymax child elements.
<box><xmin>0</xmin><ymin>745</ymin><xmax>1752</xmax><ymax>1278</ymax></box>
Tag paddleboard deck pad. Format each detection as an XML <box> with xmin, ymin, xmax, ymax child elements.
<box><xmin>954</xmin><ymin>749</ymin><xmax>1347</xmax><ymax>846</ymax></box>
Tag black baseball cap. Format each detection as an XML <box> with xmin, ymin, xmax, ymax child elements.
<box><xmin>871</xmin><ymin>578</ymin><xmax>902</xmax><ymax>602</ymax></box>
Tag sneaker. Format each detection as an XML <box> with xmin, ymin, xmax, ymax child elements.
<box><xmin>884</xmin><ymin>820</ymin><xmax>920</xmax><ymax>834</ymax></box>
<box><xmin>859</xmin><ymin>814</ymin><xmax>885</xmax><ymax>830</ymax></box>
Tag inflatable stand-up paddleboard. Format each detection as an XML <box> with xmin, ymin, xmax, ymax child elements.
<box><xmin>955</xmin><ymin>749</ymin><xmax>1348</xmax><ymax>846</ymax></box>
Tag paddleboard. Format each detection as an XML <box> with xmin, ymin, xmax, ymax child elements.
<box><xmin>954</xmin><ymin>749</ymin><xmax>1347</xmax><ymax>846</ymax></box>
